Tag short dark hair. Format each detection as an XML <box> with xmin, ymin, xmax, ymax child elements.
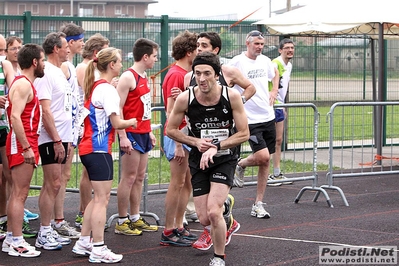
<box><xmin>198</xmin><ymin>32</ymin><xmax>222</xmax><ymax>55</ymax></box>
<box><xmin>171</xmin><ymin>30</ymin><xmax>197</xmax><ymax>61</ymax></box>
<box><xmin>192</xmin><ymin>51</ymin><xmax>221</xmax><ymax>75</ymax></box>
<box><xmin>133</xmin><ymin>38</ymin><xmax>158</xmax><ymax>62</ymax></box>
<box><xmin>18</xmin><ymin>44</ymin><xmax>44</xmax><ymax>70</ymax></box>
<box><xmin>279</xmin><ymin>38</ymin><xmax>294</xmax><ymax>49</ymax></box>
<box><xmin>42</xmin><ymin>32</ymin><xmax>66</xmax><ymax>55</ymax></box>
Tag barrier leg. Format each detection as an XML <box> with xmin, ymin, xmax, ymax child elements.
<box><xmin>294</xmin><ymin>186</ymin><xmax>334</xmax><ymax>208</ymax></box>
<box><xmin>140</xmin><ymin>173</ymin><xmax>160</xmax><ymax>225</ymax></box>
<box><xmin>321</xmin><ymin>185</ymin><xmax>349</xmax><ymax>207</ymax></box>
<box><xmin>106</xmin><ymin>213</ymin><xmax>119</xmax><ymax>229</ymax></box>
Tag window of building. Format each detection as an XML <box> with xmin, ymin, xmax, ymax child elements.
<box><xmin>31</xmin><ymin>4</ymin><xmax>39</xmax><ymax>15</ymax></box>
<box><xmin>127</xmin><ymin>5</ymin><xmax>136</xmax><ymax>17</ymax></box>
<box><xmin>79</xmin><ymin>4</ymin><xmax>94</xmax><ymax>17</ymax></box>
<box><xmin>49</xmin><ymin>4</ymin><xmax>56</xmax><ymax>16</ymax></box>
<box><xmin>17</xmin><ymin>4</ymin><xmax>26</xmax><ymax>14</ymax></box>
<box><xmin>115</xmin><ymin>5</ymin><xmax>122</xmax><ymax>15</ymax></box>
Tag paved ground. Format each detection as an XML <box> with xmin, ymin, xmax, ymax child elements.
<box><xmin>2</xmin><ymin>171</ymin><xmax>399</xmax><ymax>266</ymax></box>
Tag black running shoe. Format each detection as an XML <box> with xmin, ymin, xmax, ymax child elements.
<box><xmin>22</xmin><ymin>221</ymin><xmax>38</xmax><ymax>238</ymax></box>
<box><xmin>178</xmin><ymin>226</ymin><xmax>198</xmax><ymax>241</ymax></box>
<box><xmin>160</xmin><ymin>229</ymin><xmax>192</xmax><ymax>247</ymax></box>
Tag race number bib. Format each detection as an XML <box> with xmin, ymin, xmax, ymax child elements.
<box><xmin>140</xmin><ymin>92</ymin><xmax>151</xmax><ymax>121</ymax></box>
<box><xmin>64</xmin><ymin>84</ymin><xmax>72</xmax><ymax>113</ymax></box>
<box><xmin>200</xmin><ymin>128</ymin><xmax>230</xmax><ymax>156</ymax></box>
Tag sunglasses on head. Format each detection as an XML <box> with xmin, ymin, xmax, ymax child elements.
<box><xmin>247</xmin><ymin>31</ymin><xmax>264</xmax><ymax>38</ymax></box>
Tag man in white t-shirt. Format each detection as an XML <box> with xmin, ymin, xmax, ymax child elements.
<box><xmin>229</xmin><ymin>30</ymin><xmax>279</xmax><ymax>219</ymax></box>
<box><xmin>34</xmin><ymin>32</ymin><xmax>73</xmax><ymax>251</ymax></box>
<box><xmin>45</xmin><ymin>22</ymin><xmax>85</xmax><ymax>239</ymax></box>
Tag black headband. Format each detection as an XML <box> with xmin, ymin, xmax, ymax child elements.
<box><xmin>192</xmin><ymin>58</ymin><xmax>221</xmax><ymax>75</ymax></box>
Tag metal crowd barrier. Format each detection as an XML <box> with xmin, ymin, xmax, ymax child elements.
<box><xmin>319</xmin><ymin>101</ymin><xmax>399</xmax><ymax>206</ymax></box>
<box><xmin>241</xmin><ymin>103</ymin><xmax>333</xmax><ymax>207</ymax></box>
<box><xmin>30</xmin><ymin>102</ymin><xmax>354</xmax><ymax>228</ymax></box>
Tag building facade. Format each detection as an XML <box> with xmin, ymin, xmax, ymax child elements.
<box><xmin>0</xmin><ymin>0</ymin><xmax>157</xmax><ymax>18</ymax></box>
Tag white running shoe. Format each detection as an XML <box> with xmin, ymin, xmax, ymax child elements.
<box><xmin>271</xmin><ymin>173</ymin><xmax>293</xmax><ymax>185</ymax></box>
<box><xmin>251</xmin><ymin>201</ymin><xmax>271</xmax><ymax>219</ymax></box>
<box><xmin>267</xmin><ymin>174</ymin><xmax>283</xmax><ymax>187</ymax></box>
<box><xmin>2</xmin><ymin>238</ymin><xmax>11</xmax><ymax>253</ymax></box>
<box><xmin>51</xmin><ymin>228</ymin><xmax>72</xmax><ymax>245</ymax></box>
<box><xmin>35</xmin><ymin>231</ymin><xmax>62</xmax><ymax>250</ymax></box>
<box><xmin>209</xmin><ymin>257</ymin><xmax>225</xmax><ymax>266</ymax></box>
<box><xmin>72</xmin><ymin>239</ymin><xmax>92</xmax><ymax>256</ymax></box>
<box><xmin>89</xmin><ymin>245</ymin><xmax>123</xmax><ymax>263</ymax></box>
<box><xmin>183</xmin><ymin>213</ymin><xmax>188</xmax><ymax>226</ymax></box>
<box><xmin>8</xmin><ymin>240</ymin><xmax>41</xmax><ymax>257</ymax></box>
<box><xmin>53</xmin><ymin>221</ymin><xmax>81</xmax><ymax>239</ymax></box>
<box><xmin>185</xmin><ymin>212</ymin><xmax>199</xmax><ymax>223</ymax></box>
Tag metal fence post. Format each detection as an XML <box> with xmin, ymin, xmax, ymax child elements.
<box><xmin>23</xmin><ymin>11</ymin><xmax>32</xmax><ymax>43</ymax></box>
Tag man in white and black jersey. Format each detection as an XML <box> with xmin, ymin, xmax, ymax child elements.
<box><xmin>229</xmin><ymin>30</ymin><xmax>280</xmax><ymax>219</ymax></box>
<box><xmin>167</xmin><ymin>52</ymin><xmax>249</xmax><ymax>266</ymax></box>
<box><xmin>181</xmin><ymin>31</ymin><xmax>256</xmax><ymax>251</ymax></box>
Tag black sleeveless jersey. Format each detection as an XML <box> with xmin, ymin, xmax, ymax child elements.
<box><xmin>186</xmin><ymin>85</ymin><xmax>239</xmax><ymax>171</ymax></box>
<box><xmin>186</xmin><ymin>85</ymin><xmax>233</xmax><ymax>138</ymax></box>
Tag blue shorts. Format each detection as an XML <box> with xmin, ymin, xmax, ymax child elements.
<box><xmin>80</xmin><ymin>153</ymin><xmax>113</xmax><ymax>181</ymax></box>
<box><xmin>163</xmin><ymin>135</ymin><xmax>191</xmax><ymax>161</ymax></box>
<box><xmin>120</xmin><ymin>132</ymin><xmax>153</xmax><ymax>155</ymax></box>
<box><xmin>275</xmin><ymin>109</ymin><xmax>285</xmax><ymax>123</ymax></box>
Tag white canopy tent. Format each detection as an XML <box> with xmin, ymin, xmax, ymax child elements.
<box><xmin>254</xmin><ymin>0</ymin><xmax>399</xmax><ymax>160</ymax></box>
<box><xmin>254</xmin><ymin>0</ymin><xmax>399</xmax><ymax>38</ymax></box>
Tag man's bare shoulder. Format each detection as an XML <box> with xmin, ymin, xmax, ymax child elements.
<box><xmin>175</xmin><ymin>89</ymin><xmax>190</xmax><ymax>107</ymax></box>
<box><xmin>1</xmin><ymin>59</ymin><xmax>13</xmax><ymax>73</ymax></box>
<box><xmin>9</xmin><ymin>77</ymin><xmax>32</xmax><ymax>98</ymax></box>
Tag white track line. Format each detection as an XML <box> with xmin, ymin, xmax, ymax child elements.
<box><xmin>233</xmin><ymin>233</ymin><xmax>399</xmax><ymax>252</ymax></box>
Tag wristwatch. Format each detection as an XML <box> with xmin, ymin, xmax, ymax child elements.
<box><xmin>212</xmin><ymin>140</ymin><xmax>221</xmax><ymax>150</ymax></box>
<box><xmin>241</xmin><ymin>95</ymin><xmax>247</xmax><ymax>104</ymax></box>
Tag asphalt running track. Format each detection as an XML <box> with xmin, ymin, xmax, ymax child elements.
<box><xmin>2</xmin><ymin>172</ymin><xmax>399</xmax><ymax>265</ymax></box>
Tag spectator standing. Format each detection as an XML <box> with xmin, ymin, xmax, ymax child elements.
<box><xmin>268</xmin><ymin>38</ymin><xmax>295</xmax><ymax>186</ymax></box>
<box><xmin>229</xmin><ymin>30</ymin><xmax>279</xmax><ymax>219</ymax></box>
